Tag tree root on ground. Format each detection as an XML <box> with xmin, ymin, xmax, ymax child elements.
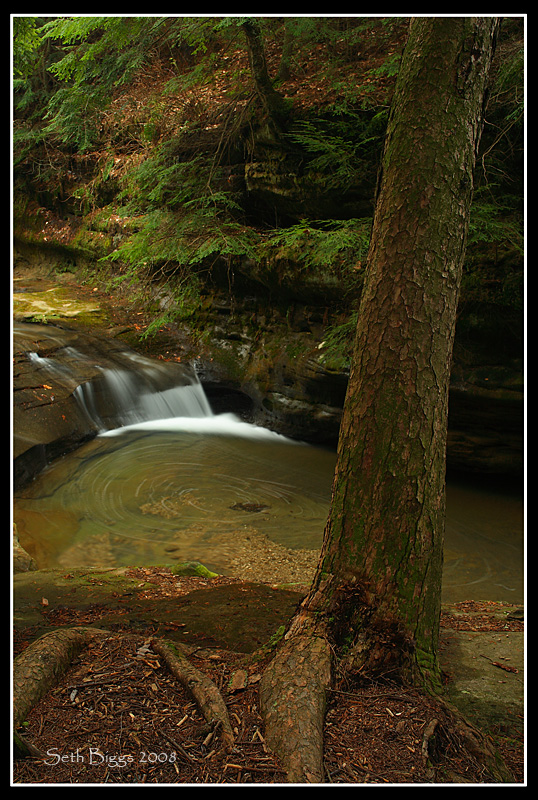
<box><xmin>12</xmin><ymin>626</ymin><xmax>517</xmax><ymax>782</ymax></box>
<box><xmin>12</xmin><ymin>627</ymin><xmax>235</xmax><ymax>760</ymax></box>
<box><xmin>13</xmin><ymin>626</ymin><xmax>111</xmax><ymax>758</ymax></box>
<box><xmin>13</xmin><ymin>627</ymin><xmax>110</xmax><ymax>732</ymax></box>
<box><xmin>431</xmin><ymin>696</ymin><xmax>515</xmax><ymax>783</ymax></box>
<box><xmin>259</xmin><ymin>626</ymin><xmax>515</xmax><ymax>784</ymax></box>
<box><xmin>150</xmin><ymin>638</ymin><xmax>235</xmax><ymax>750</ymax></box>
<box><xmin>259</xmin><ymin>629</ymin><xmax>332</xmax><ymax>783</ymax></box>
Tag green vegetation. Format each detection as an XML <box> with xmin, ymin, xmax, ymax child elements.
<box><xmin>13</xmin><ymin>15</ymin><xmax>523</xmax><ymax>349</ymax></box>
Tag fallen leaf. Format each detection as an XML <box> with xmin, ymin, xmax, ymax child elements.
<box><xmin>229</xmin><ymin>669</ymin><xmax>248</xmax><ymax>692</ymax></box>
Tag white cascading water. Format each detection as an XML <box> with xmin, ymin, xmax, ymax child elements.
<box><xmin>74</xmin><ymin>367</ymin><xmax>211</xmax><ymax>429</ymax></box>
<box><xmin>26</xmin><ymin>338</ymin><xmax>292</xmax><ymax>442</ymax></box>
<box><xmin>16</xmin><ymin>330</ymin><xmax>523</xmax><ymax>601</ymax></box>
<box><xmin>72</xmin><ymin>354</ymin><xmax>292</xmax><ymax>442</ymax></box>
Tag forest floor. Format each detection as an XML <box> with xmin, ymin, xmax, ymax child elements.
<box><xmin>12</xmin><ymin>264</ymin><xmax>525</xmax><ymax>785</ymax></box>
<box><xmin>12</xmin><ymin>567</ymin><xmax>525</xmax><ymax>786</ymax></box>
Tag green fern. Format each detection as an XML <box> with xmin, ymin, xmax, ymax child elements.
<box><xmin>288</xmin><ymin>114</ymin><xmax>385</xmax><ymax>190</ymax></box>
<box><xmin>468</xmin><ymin>192</ymin><xmax>523</xmax><ymax>253</ymax></box>
<box><xmin>318</xmin><ymin>311</ymin><xmax>359</xmax><ymax>371</ymax></box>
<box><xmin>263</xmin><ymin>218</ymin><xmax>371</xmax><ymax>275</ymax></box>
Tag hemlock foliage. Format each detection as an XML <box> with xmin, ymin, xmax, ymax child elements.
<box><xmin>13</xmin><ymin>15</ymin><xmax>524</xmax><ymax>337</ymax></box>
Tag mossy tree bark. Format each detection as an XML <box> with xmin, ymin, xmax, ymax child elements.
<box><xmin>260</xmin><ymin>16</ymin><xmax>500</xmax><ymax>782</ymax></box>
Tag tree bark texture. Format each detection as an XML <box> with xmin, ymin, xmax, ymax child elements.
<box><xmin>241</xmin><ymin>18</ymin><xmax>288</xmax><ymax>129</ymax></box>
<box><xmin>13</xmin><ymin>626</ymin><xmax>109</xmax><ymax>730</ymax></box>
<box><xmin>261</xmin><ymin>17</ymin><xmax>499</xmax><ymax>781</ymax></box>
<box><xmin>298</xmin><ymin>16</ymin><xmax>500</xmax><ymax>690</ymax></box>
<box><xmin>259</xmin><ymin>620</ymin><xmax>332</xmax><ymax>783</ymax></box>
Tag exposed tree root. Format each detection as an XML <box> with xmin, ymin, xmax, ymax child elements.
<box><xmin>259</xmin><ymin>621</ymin><xmax>332</xmax><ymax>783</ymax></box>
<box><xmin>13</xmin><ymin>627</ymin><xmax>235</xmax><ymax>760</ymax></box>
<box><xmin>259</xmin><ymin>625</ymin><xmax>515</xmax><ymax>784</ymax></box>
<box><xmin>150</xmin><ymin>638</ymin><xmax>235</xmax><ymax>751</ymax></box>
<box><xmin>13</xmin><ymin>626</ymin><xmax>110</xmax><ymax>731</ymax></box>
<box><xmin>431</xmin><ymin>696</ymin><xmax>516</xmax><ymax>783</ymax></box>
<box><xmin>12</xmin><ymin>625</ymin><xmax>517</xmax><ymax>782</ymax></box>
<box><xmin>13</xmin><ymin>626</ymin><xmax>111</xmax><ymax>759</ymax></box>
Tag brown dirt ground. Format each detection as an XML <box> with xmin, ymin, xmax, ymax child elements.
<box><xmin>12</xmin><ymin>569</ymin><xmax>524</xmax><ymax>786</ymax></box>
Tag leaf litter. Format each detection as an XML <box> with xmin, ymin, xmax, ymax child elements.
<box><xmin>12</xmin><ymin>576</ymin><xmax>524</xmax><ymax>785</ymax></box>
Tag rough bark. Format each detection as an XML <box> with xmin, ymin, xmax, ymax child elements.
<box><xmin>13</xmin><ymin>626</ymin><xmax>110</xmax><ymax>731</ymax></box>
<box><xmin>259</xmin><ymin>618</ymin><xmax>332</xmax><ymax>783</ymax></box>
<box><xmin>13</xmin><ymin>626</ymin><xmax>110</xmax><ymax>758</ymax></box>
<box><xmin>241</xmin><ymin>18</ymin><xmax>288</xmax><ymax>131</ymax></box>
<box><xmin>260</xmin><ymin>16</ymin><xmax>500</xmax><ymax>781</ymax></box>
<box><xmin>302</xmin><ymin>14</ymin><xmax>500</xmax><ymax>688</ymax></box>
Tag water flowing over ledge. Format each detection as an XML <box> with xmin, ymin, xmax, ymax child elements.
<box><xmin>13</xmin><ymin>322</ymin><xmax>523</xmax><ymax>604</ymax></box>
<box><xmin>77</xmin><ymin>355</ymin><xmax>296</xmax><ymax>442</ymax></box>
<box><xmin>19</xmin><ymin>322</ymin><xmax>296</xmax><ymax>443</ymax></box>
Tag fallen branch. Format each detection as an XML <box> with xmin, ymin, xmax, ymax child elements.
<box><xmin>480</xmin><ymin>654</ymin><xmax>519</xmax><ymax>673</ymax></box>
<box><xmin>150</xmin><ymin>638</ymin><xmax>235</xmax><ymax>750</ymax></box>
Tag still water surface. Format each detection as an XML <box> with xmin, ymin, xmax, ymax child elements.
<box><xmin>14</xmin><ymin>421</ymin><xmax>523</xmax><ymax>604</ymax></box>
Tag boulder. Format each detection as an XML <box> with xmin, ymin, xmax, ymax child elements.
<box><xmin>13</xmin><ymin>524</ymin><xmax>38</xmax><ymax>573</ymax></box>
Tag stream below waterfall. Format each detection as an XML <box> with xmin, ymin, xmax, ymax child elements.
<box><xmin>13</xmin><ymin>329</ymin><xmax>524</xmax><ymax>605</ymax></box>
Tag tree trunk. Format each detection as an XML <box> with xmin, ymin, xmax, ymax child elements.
<box><xmin>276</xmin><ymin>21</ymin><xmax>294</xmax><ymax>83</ymax></box>
<box><xmin>260</xmin><ymin>16</ymin><xmax>500</xmax><ymax>781</ymax></box>
<box><xmin>241</xmin><ymin>18</ymin><xmax>288</xmax><ymax>132</ymax></box>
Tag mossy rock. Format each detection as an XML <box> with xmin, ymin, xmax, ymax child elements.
<box><xmin>169</xmin><ymin>561</ymin><xmax>219</xmax><ymax>579</ymax></box>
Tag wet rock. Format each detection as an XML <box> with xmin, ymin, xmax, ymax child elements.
<box><xmin>447</xmin><ymin>363</ymin><xmax>524</xmax><ymax>476</ymax></box>
<box><xmin>13</xmin><ymin>524</ymin><xmax>38</xmax><ymax>574</ymax></box>
<box><xmin>13</xmin><ymin>322</ymin><xmax>195</xmax><ymax>488</ymax></box>
<box><xmin>191</xmin><ymin>292</ymin><xmax>523</xmax><ymax>473</ymax></box>
<box><xmin>244</xmin><ymin>156</ymin><xmax>373</xmax><ymax>226</ymax></box>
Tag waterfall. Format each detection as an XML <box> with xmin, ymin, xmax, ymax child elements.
<box><xmin>72</xmin><ymin>354</ymin><xmax>292</xmax><ymax>442</ymax></box>
<box><xmin>77</xmin><ymin>368</ymin><xmax>213</xmax><ymax>427</ymax></box>
<box><xmin>23</xmin><ymin>327</ymin><xmax>293</xmax><ymax>442</ymax></box>
<box><xmin>74</xmin><ymin>361</ymin><xmax>215</xmax><ymax>433</ymax></box>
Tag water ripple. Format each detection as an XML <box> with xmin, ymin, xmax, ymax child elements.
<box><xmin>14</xmin><ymin>428</ymin><xmax>523</xmax><ymax>603</ymax></box>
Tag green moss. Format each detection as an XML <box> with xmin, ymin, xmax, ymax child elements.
<box><xmin>252</xmin><ymin>624</ymin><xmax>287</xmax><ymax>661</ymax></box>
<box><xmin>169</xmin><ymin>561</ymin><xmax>219</xmax><ymax>579</ymax></box>
<box><xmin>414</xmin><ymin>646</ymin><xmax>443</xmax><ymax>695</ymax></box>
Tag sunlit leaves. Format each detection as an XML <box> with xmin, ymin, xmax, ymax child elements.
<box><xmin>12</xmin><ymin>16</ymin><xmax>42</xmax><ymax>78</ymax></box>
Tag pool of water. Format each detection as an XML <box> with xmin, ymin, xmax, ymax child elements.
<box><xmin>13</xmin><ymin>422</ymin><xmax>523</xmax><ymax>604</ymax></box>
